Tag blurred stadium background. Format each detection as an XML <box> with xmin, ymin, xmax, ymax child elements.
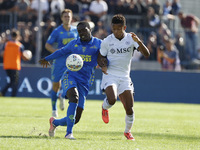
<box><xmin>0</xmin><ymin>0</ymin><xmax>200</xmax><ymax>103</ymax></box>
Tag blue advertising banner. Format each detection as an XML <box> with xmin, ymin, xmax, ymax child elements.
<box><xmin>0</xmin><ymin>65</ymin><xmax>200</xmax><ymax>104</ymax></box>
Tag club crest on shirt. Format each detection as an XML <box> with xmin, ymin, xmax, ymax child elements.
<box><xmin>82</xmin><ymin>47</ymin><xmax>86</xmax><ymax>53</ymax></box>
<box><xmin>110</xmin><ymin>48</ymin><xmax>115</xmax><ymax>54</ymax></box>
<box><xmin>109</xmin><ymin>43</ymin><xmax>114</xmax><ymax>46</ymax></box>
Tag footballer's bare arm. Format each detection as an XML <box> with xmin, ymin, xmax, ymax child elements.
<box><xmin>45</xmin><ymin>43</ymin><xmax>57</xmax><ymax>53</ymax></box>
<box><xmin>130</xmin><ymin>32</ymin><xmax>150</xmax><ymax>57</ymax></box>
<box><xmin>97</xmin><ymin>53</ymin><xmax>108</xmax><ymax>75</ymax></box>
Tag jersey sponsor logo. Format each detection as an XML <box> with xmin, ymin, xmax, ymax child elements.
<box><xmin>62</xmin><ymin>38</ymin><xmax>75</xmax><ymax>45</ymax></box>
<box><xmin>80</xmin><ymin>54</ymin><xmax>92</xmax><ymax>62</ymax></box>
<box><xmin>110</xmin><ymin>47</ymin><xmax>132</xmax><ymax>54</ymax></box>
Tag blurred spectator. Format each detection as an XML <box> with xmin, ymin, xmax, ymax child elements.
<box><xmin>126</xmin><ymin>0</ymin><xmax>140</xmax><ymax>15</ymax></box>
<box><xmin>145</xmin><ymin>6</ymin><xmax>160</xmax><ymax>28</ymax></box>
<box><xmin>51</xmin><ymin>0</ymin><xmax>65</xmax><ymax>25</ymax></box>
<box><xmin>139</xmin><ymin>6</ymin><xmax>160</xmax><ymax>42</ymax></box>
<box><xmin>150</xmin><ymin>0</ymin><xmax>162</xmax><ymax>15</ymax></box>
<box><xmin>0</xmin><ymin>0</ymin><xmax>17</xmax><ymax>13</ymax></box>
<box><xmin>157</xmin><ymin>38</ymin><xmax>181</xmax><ymax>71</ymax></box>
<box><xmin>93</xmin><ymin>21</ymin><xmax>108</xmax><ymax>39</ymax></box>
<box><xmin>85</xmin><ymin>0</ymin><xmax>108</xmax><ymax>31</ymax></box>
<box><xmin>0</xmin><ymin>29</ymin><xmax>30</xmax><ymax>97</ymax></box>
<box><xmin>29</xmin><ymin>0</ymin><xmax>49</xmax><ymax>24</ymax></box>
<box><xmin>79</xmin><ymin>0</ymin><xmax>91</xmax><ymax>21</ymax></box>
<box><xmin>162</xmin><ymin>0</ymin><xmax>175</xmax><ymax>22</ymax></box>
<box><xmin>113</xmin><ymin>0</ymin><xmax>127</xmax><ymax>15</ymax></box>
<box><xmin>146</xmin><ymin>32</ymin><xmax>157</xmax><ymax>60</ymax></box>
<box><xmin>65</xmin><ymin>0</ymin><xmax>80</xmax><ymax>14</ymax></box>
<box><xmin>137</xmin><ymin>0</ymin><xmax>150</xmax><ymax>15</ymax></box>
<box><xmin>0</xmin><ymin>0</ymin><xmax>17</xmax><ymax>32</ymax></box>
<box><xmin>41</xmin><ymin>17</ymin><xmax>56</xmax><ymax>57</ymax></box>
<box><xmin>16</xmin><ymin>0</ymin><xmax>29</xmax><ymax>22</ymax></box>
<box><xmin>178</xmin><ymin>11</ymin><xmax>200</xmax><ymax>61</ymax></box>
<box><xmin>174</xmin><ymin>33</ymin><xmax>185</xmax><ymax>62</ymax></box>
<box><xmin>157</xmin><ymin>22</ymin><xmax>172</xmax><ymax>45</ymax></box>
<box><xmin>171</xmin><ymin>0</ymin><xmax>181</xmax><ymax>15</ymax></box>
<box><xmin>105</xmin><ymin>0</ymin><xmax>116</xmax><ymax>14</ymax></box>
<box><xmin>162</xmin><ymin>0</ymin><xmax>172</xmax><ymax>16</ymax></box>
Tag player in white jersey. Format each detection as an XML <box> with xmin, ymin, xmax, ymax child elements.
<box><xmin>97</xmin><ymin>14</ymin><xmax>150</xmax><ymax>141</ymax></box>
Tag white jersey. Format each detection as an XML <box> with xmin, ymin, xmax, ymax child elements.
<box><xmin>100</xmin><ymin>33</ymin><xmax>139</xmax><ymax>77</ymax></box>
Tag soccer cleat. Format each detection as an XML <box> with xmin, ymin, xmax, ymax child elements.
<box><xmin>102</xmin><ymin>105</ymin><xmax>109</xmax><ymax>123</ymax></box>
<box><xmin>59</xmin><ymin>96</ymin><xmax>65</xmax><ymax>111</ymax></box>
<box><xmin>124</xmin><ymin>132</ymin><xmax>135</xmax><ymax>141</ymax></box>
<box><xmin>49</xmin><ymin>117</ymin><xmax>56</xmax><ymax>137</ymax></box>
<box><xmin>52</xmin><ymin>110</ymin><xmax>58</xmax><ymax>118</ymax></box>
<box><xmin>65</xmin><ymin>133</ymin><xmax>76</xmax><ymax>140</ymax></box>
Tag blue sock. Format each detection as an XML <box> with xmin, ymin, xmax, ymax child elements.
<box><xmin>53</xmin><ymin>117</ymin><xmax>67</xmax><ymax>126</ymax></box>
<box><xmin>66</xmin><ymin>102</ymin><xmax>78</xmax><ymax>134</ymax></box>
<box><xmin>51</xmin><ymin>90</ymin><xmax>57</xmax><ymax>111</ymax></box>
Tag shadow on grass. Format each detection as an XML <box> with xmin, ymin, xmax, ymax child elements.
<box><xmin>0</xmin><ymin>131</ymin><xmax>199</xmax><ymax>141</ymax></box>
<box><xmin>75</xmin><ymin>130</ymin><xmax>200</xmax><ymax>141</ymax></box>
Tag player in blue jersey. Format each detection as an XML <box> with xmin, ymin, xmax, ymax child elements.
<box><xmin>39</xmin><ymin>21</ymin><xmax>102</xmax><ymax>139</ymax></box>
<box><xmin>45</xmin><ymin>9</ymin><xmax>78</xmax><ymax>117</ymax></box>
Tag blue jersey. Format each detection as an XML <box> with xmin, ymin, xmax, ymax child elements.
<box><xmin>45</xmin><ymin>36</ymin><xmax>102</xmax><ymax>86</ymax></box>
<box><xmin>46</xmin><ymin>24</ymin><xmax>78</xmax><ymax>82</ymax></box>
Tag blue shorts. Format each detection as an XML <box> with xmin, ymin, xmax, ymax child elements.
<box><xmin>61</xmin><ymin>71</ymin><xmax>89</xmax><ymax>109</ymax></box>
<box><xmin>51</xmin><ymin>59</ymin><xmax>67</xmax><ymax>82</ymax></box>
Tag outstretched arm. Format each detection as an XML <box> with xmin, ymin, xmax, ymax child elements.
<box><xmin>130</xmin><ymin>32</ymin><xmax>150</xmax><ymax>57</ymax></box>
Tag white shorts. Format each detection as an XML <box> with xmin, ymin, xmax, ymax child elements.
<box><xmin>101</xmin><ymin>74</ymin><xmax>134</xmax><ymax>95</ymax></box>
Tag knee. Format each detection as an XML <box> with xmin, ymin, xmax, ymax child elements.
<box><xmin>67</xmin><ymin>88</ymin><xmax>79</xmax><ymax>103</ymax></box>
<box><xmin>126</xmin><ymin>108</ymin><xmax>134</xmax><ymax>115</ymax></box>
<box><xmin>107</xmin><ymin>98</ymin><xmax>117</xmax><ymax>105</ymax></box>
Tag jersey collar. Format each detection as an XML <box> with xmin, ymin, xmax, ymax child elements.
<box><xmin>77</xmin><ymin>36</ymin><xmax>94</xmax><ymax>45</ymax></box>
<box><xmin>112</xmin><ymin>32</ymin><xmax>127</xmax><ymax>41</ymax></box>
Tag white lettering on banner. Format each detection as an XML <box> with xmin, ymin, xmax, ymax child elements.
<box><xmin>37</xmin><ymin>78</ymin><xmax>52</xmax><ymax>96</ymax></box>
<box><xmin>88</xmin><ymin>79</ymin><xmax>101</xmax><ymax>95</ymax></box>
<box><xmin>18</xmin><ymin>77</ymin><xmax>33</xmax><ymax>92</ymax></box>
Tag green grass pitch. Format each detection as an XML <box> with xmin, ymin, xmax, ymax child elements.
<box><xmin>0</xmin><ymin>97</ymin><xmax>200</xmax><ymax>150</ymax></box>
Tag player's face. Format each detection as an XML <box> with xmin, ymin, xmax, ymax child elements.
<box><xmin>61</xmin><ymin>12</ymin><xmax>72</xmax><ymax>25</ymax></box>
<box><xmin>77</xmin><ymin>25</ymin><xmax>91</xmax><ymax>42</ymax></box>
<box><xmin>111</xmin><ymin>24</ymin><xmax>126</xmax><ymax>40</ymax></box>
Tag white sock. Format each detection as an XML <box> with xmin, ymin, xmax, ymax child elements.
<box><xmin>102</xmin><ymin>98</ymin><xmax>112</xmax><ymax>110</ymax></box>
<box><xmin>124</xmin><ymin>113</ymin><xmax>134</xmax><ymax>133</ymax></box>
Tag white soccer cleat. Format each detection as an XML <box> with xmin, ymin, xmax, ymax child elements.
<box><xmin>65</xmin><ymin>133</ymin><xmax>76</xmax><ymax>140</ymax></box>
<box><xmin>49</xmin><ymin>117</ymin><xmax>56</xmax><ymax>137</ymax></box>
<box><xmin>59</xmin><ymin>96</ymin><xmax>65</xmax><ymax>111</ymax></box>
<box><xmin>52</xmin><ymin>110</ymin><xmax>58</xmax><ymax>118</ymax></box>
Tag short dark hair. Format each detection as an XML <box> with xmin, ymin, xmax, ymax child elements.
<box><xmin>11</xmin><ymin>29</ymin><xmax>20</xmax><ymax>38</ymax></box>
<box><xmin>112</xmin><ymin>14</ymin><xmax>126</xmax><ymax>26</ymax></box>
<box><xmin>77</xmin><ymin>21</ymin><xmax>91</xmax><ymax>30</ymax></box>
